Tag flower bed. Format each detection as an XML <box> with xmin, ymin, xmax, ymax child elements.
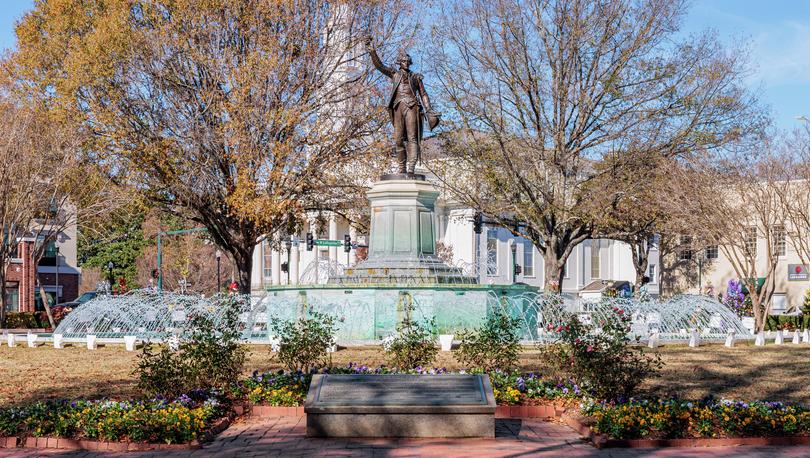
<box><xmin>0</xmin><ymin>391</ymin><xmax>227</xmax><ymax>448</ymax></box>
<box><xmin>233</xmin><ymin>364</ymin><xmax>584</xmax><ymax>411</ymax></box>
<box><xmin>581</xmin><ymin>398</ymin><xmax>810</xmax><ymax>443</ymax></box>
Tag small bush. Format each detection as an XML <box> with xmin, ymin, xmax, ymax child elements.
<box><xmin>4</xmin><ymin>312</ymin><xmax>45</xmax><ymax>329</ymax></box>
<box><xmin>456</xmin><ymin>308</ymin><xmax>522</xmax><ymax>372</ymax></box>
<box><xmin>384</xmin><ymin>304</ymin><xmax>438</xmax><ymax>370</ymax></box>
<box><xmin>270</xmin><ymin>311</ymin><xmax>337</xmax><ymax>373</ymax></box>
<box><xmin>136</xmin><ymin>295</ymin><xmax>247</xmax><ymax>398</ymax></box>
<box><xmin>543</xmin><ymin>306</ymin><xmax>662</xmax><ymax>401</ymax></box>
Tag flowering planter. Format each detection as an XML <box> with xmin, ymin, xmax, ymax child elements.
<box><xmin>564</xmin><ymin>416</ymin><xmax>810</xmax><ymax>449</ymax></box>
<box><xmin>0</xmin><ymin>416</ymin><xmax>232</xmax><ymax>451</ymax></box>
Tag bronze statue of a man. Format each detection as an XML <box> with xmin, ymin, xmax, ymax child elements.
<box><xmin>366</xmin><ymin>37</ymin><xmax>440</xmax><ymax>175</ymax></box>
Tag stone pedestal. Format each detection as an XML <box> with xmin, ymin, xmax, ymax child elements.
<box><xmin>305</xmin><ymin>374</ymin><xmax>496</xmax><ymax>438</ymax></box>
<box><xmin>331</xmin><ymin>176</ymin><xmax>473</xmax><ymax>285</ymax></box>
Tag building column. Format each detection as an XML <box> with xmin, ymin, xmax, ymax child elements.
<box><xmin>328</xmin><ymin>213</ymin><xmax>338</xmax><ymax>263</ymax></box>
<box><xmin>290</xmin><ymin>242</ymin><xmax>300</xmax><ymax>285</ymax></box>
<box><xmin>271</xmin><ymin>248</ymin><xmax>281</xmax><ymax>285</ymax></box>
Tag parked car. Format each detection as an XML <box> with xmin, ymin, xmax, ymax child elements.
<box><xmin>56</xmin><ymin>291</ymin><xmax>100</xmax><ymax>309</ymax></box>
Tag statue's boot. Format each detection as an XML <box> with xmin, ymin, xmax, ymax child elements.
<box><xmin>406</xmin><ymin>141</ymin><xmax>419</xmax><ymax>174</ymax></box>
<box><xmin>396</xmin><ymin>146</ymin><xmax>407</xmax><ymax>174</ymax></box>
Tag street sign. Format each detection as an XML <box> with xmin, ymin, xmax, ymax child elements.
<box><xmin>788</xmin><ymin>264</ymin><xmax>809</xmax><ymax>281</ymax></box>
<box><xmin>314</xmin><ymin>239</ymin><xmax>344</xmax><ymax>247</ymax></box>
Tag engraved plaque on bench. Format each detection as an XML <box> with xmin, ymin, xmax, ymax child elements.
<box><xmin>304</xmin><ymin>374</ymin><xmax>496</xmax><ymax>438</ymax></box>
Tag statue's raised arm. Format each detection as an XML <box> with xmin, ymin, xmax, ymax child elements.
<box><xmin>365</xmin><ymin>35</ymin><xmax>394</xmax><ymax>78</ymax></box>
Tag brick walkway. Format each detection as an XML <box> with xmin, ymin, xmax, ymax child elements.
<box><xmin>3</xmin><ymin>417</ymin><xmax>810</xmax><ymax>457</ymax></box>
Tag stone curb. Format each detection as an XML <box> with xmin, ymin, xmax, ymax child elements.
<box><xmin>564</xmin><ymin>415</ymin><xmax>810</xmax><ymax>448</ymax></box>
<box><xmin>239</xmin><ymin>403</ymin><xmax>566</xmax><ymax>420</ymax></box>
<box><xmin>0</xmin><ymin>415</ymin><xmax>232</xmax><ymax>451</ymax></box>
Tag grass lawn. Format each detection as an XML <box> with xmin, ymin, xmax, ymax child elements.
<box><xmin>1</xmin><ymin>342</ymin><xmax>808</xmax><ymax>406</ymax></box>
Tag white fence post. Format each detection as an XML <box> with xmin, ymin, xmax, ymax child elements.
<box><xmin>724</xmin><ymin>330</ymin><xmax>735</xmax><ymax>348</ymax></box>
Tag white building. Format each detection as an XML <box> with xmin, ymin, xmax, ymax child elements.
<box><xmin>249</xmin><ymin>176</ymin><xmax>659</xmax><ymax>298</ymax></box>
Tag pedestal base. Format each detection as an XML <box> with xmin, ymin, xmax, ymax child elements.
<box><xmin>329</xmin><ymin>178</ymin><xmax>475</xmax><ymax>285</ymax></box>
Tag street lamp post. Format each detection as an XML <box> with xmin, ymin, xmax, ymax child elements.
<box><xmin>55</xmin><ymin>247</ymin><xmax>60</xmax><ymax>305</ymax></box>
<box><xmin>107</xmin><ymin>261</ymin><xmax>114</xmax><ymax>294</ymax></box>
<box><xmin>215</xmin><ymin>249</ymin><xmax>222</xmax><ymax>294</ymax></box>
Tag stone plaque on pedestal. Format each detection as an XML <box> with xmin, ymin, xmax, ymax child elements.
<box><xmin>305</xmin><ymin>374</ymin><xmax>496</xmax><ymax>437</ymax></box>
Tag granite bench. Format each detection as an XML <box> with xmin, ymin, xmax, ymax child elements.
<box><xmin>304</xmin><ymin>374</ymin><xmax>496</xmax><ymax>438</ymax></box>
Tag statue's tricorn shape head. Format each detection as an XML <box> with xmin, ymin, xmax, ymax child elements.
<box><xmin>397</xmin><ymin>50</ymin><xmax>412</xmax><ymax>70</ymax></box>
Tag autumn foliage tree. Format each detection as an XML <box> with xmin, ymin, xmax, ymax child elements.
<box><xmin>13</xmin><ymin>0</ymin><xmax>404</xmax><ymax>292</ymax></box>
<box><xmin>429</xmin><ymin>0</ymin><xmax>764</xmax><ymax>291</ymax></box>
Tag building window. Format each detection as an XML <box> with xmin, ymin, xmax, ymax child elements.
<box><xmin>773</xmin><ymin>225</ymin><xmax>786</xmax><ymax>257</ymax></box>
<box><xmin>486</xmin><ymin>228</ymin><xmax>498</xmax><ymax>276</ymax></box>
<box><xmin>262</xmin><ymin>241</ymin><xmax>273</xmax><ymax>282</ymax></box>
<box><xmin>38</xmin><ymin>239</ymin><xmax>58</xmax><ymax>267</ymax></box>
<box><xmin>4</xmin><ymin>284</ymin><xmax>18</xmax><ymax>312</ymax></box>
<box><xmin>705</xmin><ymin>245</ymin><xmax>718</xmax><ymax>260</ymax></box>
<box><xmin>522</xmin><ymin>240</ymin><xmax>534</xmax><ymax>277</ymax></box>
<box><xmin>647</xmin><ymin>264</ymin><xmax>656</xmax><ymax>284</ymax></box>
<box><xmin>771</xmin><ymin>293</ymin><xmax>787</xmax><ymax>313</ymax></box>
<box><xmin>679</xmin><ymin>235</ymin><xmax>693</xmax><ymax>261</ymax></box>
<box><xmin>590</xmin><ymin>240</ymin><xmax>601</xmax><ymax>279</ymax></box>
<box><xmin>744</xmin><ymin>227</ymin><xmax>757</xmax><ymax>257</ymax></box>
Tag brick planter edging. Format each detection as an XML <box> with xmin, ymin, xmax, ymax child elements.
<box><xmin>495</xmin><ymin>405</ymin><xmax>567</xmax><ymax>419</ymax></box>
<box><xmin>0</xmin><ymin>415</ymin><xmax>232</xmax><ymax>451</ymax></box>
<box><xmin>237</xmin><ymin>404</ymin><xmax>306</xmax><ymax>417</ymax></box>
<box><xmin>564</xmin><ymin>415</ymin><xmax>810</xmax><ymax>448</ymax></box>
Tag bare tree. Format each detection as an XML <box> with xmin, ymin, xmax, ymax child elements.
<box><xmin>14</xmin><ymin>1</ymin><xmax>409</xmax><ymax>293</ymax></box>
<box><xmin>429</xmin><ymin>0</ymin><xmax>764</xmax><ymax>291</ymax></box>
<box><xmin>775</xmin><ymin>126</ymin><xmax>810</xmax><ymax>265</ymax></box>
<box><xmin>688</xmin><ymin>150</ymin><xmax>787</xmax><ymax>331</ymax></box>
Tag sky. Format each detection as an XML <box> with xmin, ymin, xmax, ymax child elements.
<box><xmin>0</xmin><ymin>0</ymin><xmax>808</xmax><ymax>131</ymax></box>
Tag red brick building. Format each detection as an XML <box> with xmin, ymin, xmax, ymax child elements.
<box><xmin>4</xmin><ymin>235</ymin><xmax>81</xmax><ymax>313</ymax></box>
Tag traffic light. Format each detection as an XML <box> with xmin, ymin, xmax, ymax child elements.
<box><xmin>473</xmin><ymin>212</ymin><xmax>483</xmax><ymax>234</ymax></box>
<box><xmin>306</xmin><ymin>232</ymin><xmax>314</xmax><ymax>251</ymax></box>
<box><xmin>344</xmin><ymin>234</ymin><xmax>351</xmax><ymax>253</ymax></box>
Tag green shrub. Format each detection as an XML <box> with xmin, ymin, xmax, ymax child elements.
<box><xmin>384</xmin><ymin>303</ymin><xmax>438</xmax><ymax>370</ymax></box>
<box><xmin>543</xmin><ymin>306</ymin><xmax>662</xmax><ymax>401</ymax></box>
<box><xmin>269</xmin><ymin>311</ymin><xmax>337</xmax><ymax>373</ymax></box>
<box><xmin>136</xmin><ymin>296</ymin><xmax>247</xmax><ymax>398</ymax></box>
<box><xmin>765</xmin><ymin>314</ymin><xmax>810</xmax><ymax>331</ymax></box>
<box><xmin>4</xmin><ymin>312</ymin><xmax>45</xmax><ymax>329</ymax></box>
<box><xmin>456</xmin><ymin>308</ymin><xmax>522</xmax><ymax>372</ymax></box>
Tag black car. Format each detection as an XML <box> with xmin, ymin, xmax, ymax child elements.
<box><xmin>56</xmin><ymin>291</ymin><xmax>100</xmax><ymax>309</ymax></box>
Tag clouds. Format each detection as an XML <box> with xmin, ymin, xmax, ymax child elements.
<box><xmin>756</xmin><ymin>20</ymin><xmax>810</xmax><ymax>86</ymax></box>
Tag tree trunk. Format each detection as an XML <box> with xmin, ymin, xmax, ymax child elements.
<box><xmin>0</xmin><ymin>273</ymin><xmax>6</xmax><ymax>328</ymax></box>
<box><xmin>543</xmin><ymin>251</ymin><xmax>564</xmax><ymax>293</ymax></box>
<box><xmin>36</xmin><ymin>274</ymin><xmax>57</xmax><ymax>329</ymax></box>
<box><xmin>231</xmin><ymin>246</ymin><xmax>253</xmax><ymax>295</ymax></box>
<box><xmin>630</xmin><ymin>239</ymin><xmax>650</xmax><ymax>292</ymax></box>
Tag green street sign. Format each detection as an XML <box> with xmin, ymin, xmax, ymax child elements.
<box><xmin>314</xmin><ymin>239</ymin><xmax>343</xmax><ymax>247</ymax></box>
